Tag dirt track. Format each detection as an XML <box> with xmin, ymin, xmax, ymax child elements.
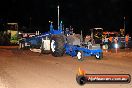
<box><xmin>0</xmin><ymin>47</ymin><xmax>132</xmax><ymax>88</ymax></box>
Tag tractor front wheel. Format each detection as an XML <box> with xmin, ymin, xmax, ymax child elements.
<box><xmin>95</xmin><ymin>52</ymin><xmax>103</xmax><ymax>60</ymax></box>
<box><xmin>77</xmin><ymin>51</ymin><xmax>84</xmax><ymax>61</ymax></box>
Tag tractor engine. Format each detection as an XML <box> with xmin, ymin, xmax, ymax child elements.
<box><xmin>66</xmin><ymin>34</ymin><xmax>81</xmax><ymax>46</ymax></box>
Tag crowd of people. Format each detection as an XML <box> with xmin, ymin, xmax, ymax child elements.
<box><xmin>84</xmin><ymin>33</ymin><xmax>130</xmax><ymax>50</ymax></box>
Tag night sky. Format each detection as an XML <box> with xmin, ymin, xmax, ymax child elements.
<box><xmin>0</xmin><ymin>0</ymin><xmax>132</xmax><ymax>35</ymax></box>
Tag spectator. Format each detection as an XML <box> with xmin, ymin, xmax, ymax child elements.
<box><xmin>108</xmin><ymin>36</ymin><xmax>113</xmax><ymax>51</ymax></box>
<box><xmin>125</xmin><ymin>34</ymin><xmax>129</xmax><ymax>48</ymax></box>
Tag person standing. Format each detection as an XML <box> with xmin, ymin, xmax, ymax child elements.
<box><xmin>108</xmin><ymin>36</ymin><xmax>113</xmax><ymax>51</ymax></box>
<box><xmin>125</xmin><ymin>34</ymin><xmax>129</xmax><ymax>48</ymax></box>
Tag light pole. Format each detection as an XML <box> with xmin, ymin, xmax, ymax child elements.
<box><xmin>57</xmin><ymin>5</ymin><xmax>59</xmax><ymax>30</ymax></box>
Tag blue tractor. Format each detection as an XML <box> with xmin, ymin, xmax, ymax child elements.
<box><xmin>23</xmin><ymin>20</ymin><xmax>103</xmax><ymax>60</ymax></box>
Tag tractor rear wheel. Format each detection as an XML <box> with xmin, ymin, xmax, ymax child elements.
<box><xmin>50</xmin><ymin>35</ymin><xmax>65</xmax><ymax>57</ymax></box>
